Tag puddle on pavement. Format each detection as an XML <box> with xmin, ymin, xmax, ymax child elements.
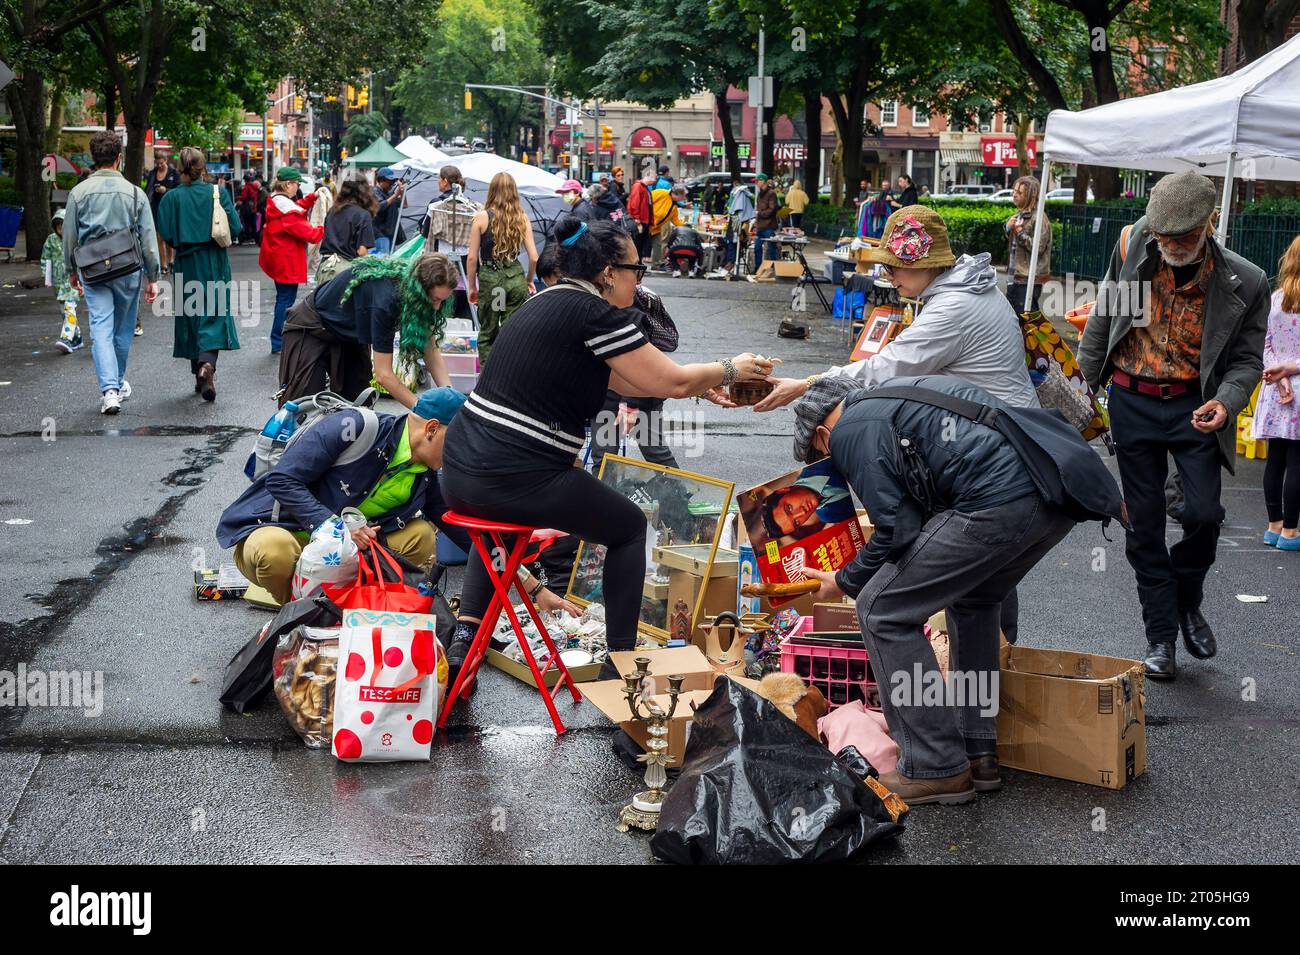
<box><xmin>2</xmin><ymin>424</ymin><xmax>254</xmax><ymax>440</ymax></box>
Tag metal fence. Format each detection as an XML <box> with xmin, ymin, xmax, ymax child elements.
<box><xmin>1055</xmin><ymin>205</ymin><xmax>1299</xmax><ymax>281</ymax></box>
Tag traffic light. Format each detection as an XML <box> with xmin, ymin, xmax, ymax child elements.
<box><xmin>464</xmin><ymin>89</ymin><xmax>472</xmax><ymax>110</ymax></box>
<box><xmin>294</xmin><ymin>95</ymin><xmax>303</xmax><ymax>112</ymax></box>
<box><xmin>346</xmin><ymin>85</ymin><xmax>358</xmax><ymax>109</ymax></box>
<box><xmin>356</xmin><ymin>87</ymin><xmax>368</xmax><ymax>109</ymax></box>
<box><xmin>600</xmin><ymin>125</ymin><xmax>613</xmax><ymax>150</ymax></box>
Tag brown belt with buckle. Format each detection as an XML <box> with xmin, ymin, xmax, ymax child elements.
<box><xmin>1111</xmin><ymin>369</ymin><xmax>1196</xmax><ymax>399</ymax></box>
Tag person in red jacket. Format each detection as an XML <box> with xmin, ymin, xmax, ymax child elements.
<box><xmin>237</xmin><ymin>171</ymin><xmax>260</xmax><ymax>245</ymax></box>
<box><xmin>625</xmin><ymin>164</ymin><xmax>656</xmax><ymax>262</ymax></box>
<box><xmin>259</xmin><ymin>167</ymin><xmax>324</xmax><ymax>354</ymax></box>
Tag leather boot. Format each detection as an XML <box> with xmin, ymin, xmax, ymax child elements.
<box><xmin>968</xmin><ymin>755</ymin><xmax>1003</xmax><ymax>792</ymax></box>
<box><xmin>1179</xmin><ymin>609</ymin><xmax>1217</xmax><ymax>659</ymax></box>
<box><xmin>196</xmin><ymin>362</ymin><xmax>216</xmax><ymax>402</ymax></box>
<box><xmin>1143</xmin><ymin>642</ymin><xmax>1176</xmax><ymax>681</ymax></box>
<box><xmin>877</xmin><ymin>768</ymin><xmax>975</xmax><ymax>806</ymax></box>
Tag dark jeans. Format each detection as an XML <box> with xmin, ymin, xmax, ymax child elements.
<box><xmin>1108</xmin><ymin>384</ymin><xmax>1224</xmax><ymax>644</ymax></box>
<box><xmin>753</xmin><ymin>228</ymin><xmax>777</xmax><ymax>269</ymax></box>
<box><xmin>272</xmin><ymin>282</ymin><xmax>298</xmax><ymax>352</ymax></box>
<box><xmin>854</xmin><ymin>493</ymin><xmax>1074</xmax><ymax>778</ymax></box>
<box><xmin>441</xmin><ymin>462</ymin><xmax>647</xmax><ymax>650</ymax></box>
<box><xmin>590</xmin><ymin>392</ymin><xmax>678</xmax><ymax>473</ymax></box>
<box><xmin>1263</xmin><ymin>436</ymin><xmax>1300</xmax><ymax>528</ymax></box>
<box><xmin>1005</xmin><ymin>281</ymin><xmax>1042</xmax><ymax>314</ymax></box>
<box><xmin>633</xmin><ymin>226</ymin><xmax>652</xmax><ymax>261</ymax></box>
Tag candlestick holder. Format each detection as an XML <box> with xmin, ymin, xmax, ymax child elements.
<box><xmin>616</xmin><ymin>656</ymin><xmax>684</xmax><ymax>833</ymax></box>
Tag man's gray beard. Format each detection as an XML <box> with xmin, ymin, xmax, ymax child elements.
<box><xmin>1159</xmin><ymin>234</ymin><xmax>1208</xmax><ymax>267</ymax></box>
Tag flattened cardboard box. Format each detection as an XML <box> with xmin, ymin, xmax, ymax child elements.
<box><xmin>997</xmin><ymin>645</ymin><xmax>1146</xmax><ymax>790</ymax></box>
<box><xmin>584</xmin><ymin>645</ymin><xmax>759</xmax><ymax>768</ymax></box>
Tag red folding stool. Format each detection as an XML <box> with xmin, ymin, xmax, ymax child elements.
<box><xmin>437</xmin><ymin>511</ymin><xmax>583</xmax><ymax>735</ymax></box>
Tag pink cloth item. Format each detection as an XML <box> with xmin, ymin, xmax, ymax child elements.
<box><xmin>1253</xmin><ymin>290</ymin><xmax>1300</xmax><ymax>441</ymax></box>
<box><xmin>818</xmin><ymin>700</ymin><xmax>898</xmax><ymax>774</ymax></box>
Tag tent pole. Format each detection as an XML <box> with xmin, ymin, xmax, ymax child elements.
<box><xmin>1216</xmin><ymin>152</ymin><xmax>1236</xmax><ymax>246</ymax></box>
<box><xmin>1023</xmin><ymin>153</ymin><xmax>1050</xmax><ymax>309</ymax></box>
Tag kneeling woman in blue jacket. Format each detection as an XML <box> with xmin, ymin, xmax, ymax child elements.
<box><xmin>217</xmin><ymin>386</ymin><xmax>574</xmax><ymax>614</ymax></box>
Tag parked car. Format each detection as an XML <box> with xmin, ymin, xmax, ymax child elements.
<box><xmin>682</xmin><ymin>171</ymin><xmax>758</xmax><ymax>203</ymax></box>
<box><xmin>981</xmin><ymin>188</ymin><xmax>1015</xmax><ymax>203</ymax></box>
<box><xmin>470</xmin><ymin>138</ymin><xmax>489</xmax><ymax>152</ymax></box>
<box><xmin>1046</xmin><ymin>187</ymin><xmax>1095</xmax><ymax>201</ymax></box>
<box><xmin>941</xmin><ymin>183</ymin><xmax>997</xmax><ymax>199</ymax></box>
<box><xmin>451</xmin><ymin>135</ymin><xmax>467</xmax><ymax>148</ymax></box>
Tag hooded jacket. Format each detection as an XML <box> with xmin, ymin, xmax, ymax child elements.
<box><xmin>1078</xmin><ymin>215</ymin><xmax>1269</xmax><ymax>471</ymax></box>
<box><xmin>259</xmin><ymin>191</ymin><xmax>323</xmax><ymax>285</ymax></box>
<box><xmin>591</xmin><ymin>188</ymin><xmax>629</xmax><ymax>229</ymax></box>
<box><xmin>824</xmin><ymin>253</ymin><xmax>1039</xmax><ymax>408</ymax></box>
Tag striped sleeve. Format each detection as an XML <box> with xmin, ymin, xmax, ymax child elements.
<box><xmin>584</xmin><ymin>305</ymin><xmax>648</xmax><ymax>359</ymax></box>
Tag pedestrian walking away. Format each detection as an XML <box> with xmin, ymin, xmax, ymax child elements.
<box><xmin>1253</xmin><ymin>235</ymin><xmax>1300</xmax><ymax>551</ymax></box>
<box><xmin>259</xmin><ymin>166</ymin><xmax>324</xmax><ymax>355</ymax></box>
<box><xmin>278</xmin><ymin>252</ymin><xmax>455</xmax><ymax>408</ymax></box>
<box><xmin>790</xmin><ymin>374</ymin><xmax>1122</xmax><ymax>805</ymax></box>
<box><xmin>785</xmin><ymin>178</ymin><xmax>810</xmax><ymax>228</ymax></box>
<box><xmin>41</xmin><ymin>209</ymin><xmax>83</xmax><ymax>354</ymax></box>
<box><xmin>465</xmin><ymin>172</ymin><xmax>537</xmax><ymax>364</ymax></box>
<box><xmin>155</xmin><ymin>146</ymin><xmax>242</xmax><ymax>402</ymax></box>
<box><xmin>1079</xmin><ymin>170</ymin><xmax>1270</xmax><ymax>681</ymax></box>
<box><xmin>237</xmin><ymin>171</ymin><xmax>260</xmax><ymax>245</ymax></box>
<box><xmin>62</xmin><ymin>129</ymin><xmax>161</xmax><ymax>414</ymax></box>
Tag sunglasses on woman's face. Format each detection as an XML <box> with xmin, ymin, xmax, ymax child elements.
<box><xmin>611</xmin><ymin>262</ymin><xmax>648</xmax><ymax>280</ymax></box>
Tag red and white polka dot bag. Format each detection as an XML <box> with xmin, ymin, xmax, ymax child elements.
<box><xmin>332</xmin><ymin>609</ymin><xmax>449</xmax><ymax>762</ymax></box>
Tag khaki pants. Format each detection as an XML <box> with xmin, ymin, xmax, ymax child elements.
<box><xmin>234</xmin><ymin>519</ymin><xmax>438</xmax><ymax>606</ymax></box>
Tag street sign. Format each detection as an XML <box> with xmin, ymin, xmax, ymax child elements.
<box><xmin>747</xmin><ymin>76</ymin><xmax>773</xmax><ymax>109</ymax></box>
<box><xmin>239</xmin><ymin>123</ymin><xmax>264</xmax><ymax>142</ymax></box>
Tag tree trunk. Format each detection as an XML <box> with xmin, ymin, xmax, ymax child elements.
<box><xmin>1013</xmin><ymin>113</ymin><xmax>1030</xmax><ymax>181</ymax></box>
<box><xmin>7</xmin><ymin>72</ymin><xmax>53</xmax><ymax>261</ymax></box>
<box><xmin>1080</xmin><ymin>13</ymin><xmax>1122</xmax><ymax>199</ymax></box>
<box><xmin>46</xmin><ymin>78</ymin><xmax>69</xmax><ymax>155</ymax></box>
<box><xmin>1235</xmin><ymin>0</ymin><xmax>1300</xmax><ymax>65</ymax></box>
<box><xmin>104</xmin><ymin>82</ymin><xmax>116</xmax><ymax>129</ymax></box>
<box><xmin>715</xmin><ymin>91</ymin><xmax>741</xmax><ymax>184</ymax></box>
<box><xmin>830</xmin><ymin>132</ymin><xmax>844</xmax><ymax>207</ymax></box>
<box><xmin>801</xmin><ymin>83</ymin><xmax>822</xmax><ymax>194</ymax></box>
<box><xmin>828</xmin><ymin>89</ymin><xmax>868</xmax><ymax>204</ymax></box>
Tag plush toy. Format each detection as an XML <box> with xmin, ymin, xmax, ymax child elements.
<box><xmin>756</xmin><ymin>672</ymin><xmax>828</xmax><ymax>740</ymax></box>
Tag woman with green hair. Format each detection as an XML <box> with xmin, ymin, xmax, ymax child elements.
<box><xmin>277</xmin><ymin>252</ymin><xmax>456</xmax><ymax>408</ymax></box>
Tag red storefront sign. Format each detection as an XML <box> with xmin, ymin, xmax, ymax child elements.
<box><xmin>676</xmin><ymin>144</ymin><xmax>708</xmax><ymax>157</ymax></box>
<box><xmin>980</xmin><ymin>136</ymin><xmax>1037</xmax><ymax>167</ymax></box>
<box><xmin>629</xmin><ymin>127</ymin><xmax>666</xmax><ymax>152</ymax></box>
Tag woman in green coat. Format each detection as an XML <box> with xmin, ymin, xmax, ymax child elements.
<box><xmin>156</xmin><ymin>146</ymin><xmax>241</xmax><ymax>401</ymax></box>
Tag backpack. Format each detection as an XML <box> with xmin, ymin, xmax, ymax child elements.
<box><xmin>245</xmin><ymin>388</ymin><xmax>381</xmax><ymax>483</ymax></box>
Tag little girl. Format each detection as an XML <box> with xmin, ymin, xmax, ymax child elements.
<box><xmin>41</xmin><ymin>209</ymin><xmax>83</xmax><ymax>354</ymax></box>
<box><xmin>1254</xmin><ymin>235</ymin><xmax>1300</xmax><ymax>550</ymax></box>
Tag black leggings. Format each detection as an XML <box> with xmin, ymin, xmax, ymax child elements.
<box><xmin>441</xmin><ymin>462</ymin><xmax>647</xmax><ymax>650</ymax></box>
<box><xmin>1263</xmin><ymin>437</ymin><xmax>1300</xmax><ymax>528</ymax></box>
<box><xmin>190</xmin><ymin>350</ymin><xmax>218</xmax><ymax>375</ymax></box>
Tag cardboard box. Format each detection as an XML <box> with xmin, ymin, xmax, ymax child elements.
<box><xmin>485</xmin><ymin>647</ymin><xmax>605</xmax><ymax>687</ymax></box>
<box><xmin>194</xmin><ymin>564</ymin><xmax>251</xmax><ymax>601</ymax></box>
<box><xmin>997</xmin><ymin>645</ymin><xmax>1146</xmax><ymax>790</ymax></box>
<box><xmin>813</xmin><ymin>601</ymin><xmax>858</xmax><ymax>633</ymax></box>
<box><xmin>584</xmin><ymin>646</ymin><xmax>758</xmax><ymax>768</ymax></box>
<box><xmin>772</xmin><ymin>260</ymin><xmax>804</xmax><ymax>279</ymax></box>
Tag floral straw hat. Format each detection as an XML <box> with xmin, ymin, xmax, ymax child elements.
<box><xmin>866</xmin><ymin>204</ymin><xmax>956</xmax><ymax>269</ymax></box>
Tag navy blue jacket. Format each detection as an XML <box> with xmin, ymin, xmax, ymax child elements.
<box><xmin>217</xmin><ymin>410</ymin><xmax>441</xmax><ymax>549</ymax></box>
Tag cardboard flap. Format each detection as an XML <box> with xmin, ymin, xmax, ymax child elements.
<box><xmin>1000</xmin><ymin>645</ymin><xmax>1143</xmax><ymax>682</ymax></box>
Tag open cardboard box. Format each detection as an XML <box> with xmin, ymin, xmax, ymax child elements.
<box><xmin>584</xmin><ymin>645</ymin><xmax>758</xmax><ymax>768</ymax></box>
<box><xmin>997</xmin><ymin>644</ymin><xmax>1146</xmax><ymax>790</ymax></box>
<box><xmin>485</xmin><ymin>647</ymin><xmax>606</xmax><ymax>688</ymax></box>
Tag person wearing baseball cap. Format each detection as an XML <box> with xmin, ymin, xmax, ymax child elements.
<box><xmin>1079</xmin><ymin>170</ymin><xmax>1270</xmax><ymax>680</ymax></box>
<box><xmin>371</xmin><ymin>166</ymin><xmax>405</xmax><ymax>254</ymax></box>
<box><xmin>556</xmin><ymin>178</ymin><xmax>596</xmax><ymax>221</ymax></box>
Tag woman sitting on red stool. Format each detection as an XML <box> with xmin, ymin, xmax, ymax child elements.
<box><xmin>440</xmin><ymin>214</ymin><xmax>772</xmax><ymax>680</ymax></box>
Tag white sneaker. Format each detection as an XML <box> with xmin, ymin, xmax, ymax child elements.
<box><xmin>119</xmin><ymin>379</ymin><xmax>132</xmax><ymax>401</ymax></box>
<box><xmin>100</xmin><ymin>390</ymin><xmax>122</xmax><ymax>415</ymax></box>
<box><xmin>672</xmin><ymin>269</ymin><xmax>682</xmax><ymax>278</ymax></box>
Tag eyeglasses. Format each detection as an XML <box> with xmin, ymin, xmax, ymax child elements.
<box><xmin>611</xmin><ymin>263</ymin><xmax>648</xmax><ymax>280</ymax></box>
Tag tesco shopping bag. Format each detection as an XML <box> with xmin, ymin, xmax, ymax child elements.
<box><xmin>331</xmin><ymin>609</ymin><xmax>448</xmax><ymax>762</ymax></box>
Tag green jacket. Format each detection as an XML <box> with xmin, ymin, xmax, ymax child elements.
<box><xmin>1078</xmin><ymin>215</ymin><xmax>1269</xmax><ymax>472</ymax></box>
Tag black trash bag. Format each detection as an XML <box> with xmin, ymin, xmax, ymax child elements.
<box><xmin>650</xmin><ymin>677</ymin><xmax>906</xmax><ymax>865</ymax></box>
<box><xmin>220</xmin><ymin>593</ymin><xmax>341</xmax><ymax>713</ymax></box>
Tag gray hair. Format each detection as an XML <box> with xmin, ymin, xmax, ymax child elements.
<box><xmin>792</xmin><ymin>376</ymin><xmax>862</xmax><ymax>463</ymax></box>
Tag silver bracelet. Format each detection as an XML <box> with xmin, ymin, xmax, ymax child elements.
<box><xmin>720</xmin><ymin>357</ymin><xmax>737</xmax><ymax>387</ymax></box>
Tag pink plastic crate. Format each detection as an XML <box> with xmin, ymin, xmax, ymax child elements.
<box><xmin>780</xmin><ymin>638</ymin><xmax>881</xmax><ymax>712</ymax></box>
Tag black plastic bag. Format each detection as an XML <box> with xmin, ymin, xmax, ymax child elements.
<box><xmin>220</xmin><ymin>593</ymin><xmax>341</xmax><ymax>713</ymax></box>
<box><xmin>650</xmin><ymin>677</ymin><xmax>906</xmax><ymax>865</ymax></box>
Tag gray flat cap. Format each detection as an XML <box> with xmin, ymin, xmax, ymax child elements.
<box><xmin>792</xmin><ymin>376</ymin><xmax>861</xmax><ymax>463</ymax></box>
<box><xmin>1146</xmin><ymin>171</ymin><xmax>1217</xmax><ymax>235</ymax></box>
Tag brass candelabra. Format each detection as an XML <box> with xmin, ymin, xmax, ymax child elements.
<box><xmin>616</xmin><ymin>657</ymin><xmax>684</xmax><ymax>833</ymax></box>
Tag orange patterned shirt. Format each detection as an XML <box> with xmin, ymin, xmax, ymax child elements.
<box><xmin>1112</xmin><ymin>256</ymin><xmax>1213</xmax><ymax>382</ymax></box>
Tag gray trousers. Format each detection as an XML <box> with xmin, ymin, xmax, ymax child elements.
<box><xmin>854</xmin><ymin>492</ymin><xmax>1075</xmax><ymax>778</ymax></box>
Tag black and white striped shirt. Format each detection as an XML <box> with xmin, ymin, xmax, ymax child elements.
<box><xmin>443</xmin><ymin>281</ymin><xmax>649</xmax><ymax>473</ymax></box>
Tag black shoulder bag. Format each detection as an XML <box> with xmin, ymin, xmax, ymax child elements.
<box><xmin>72</xmin><ymin>190</ymin><xmax>146</xmax><ymax>286</ymax></box>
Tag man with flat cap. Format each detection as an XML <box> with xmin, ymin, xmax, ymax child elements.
<box><xmin>1079</xmin><ymin>171</ymin><xmax>1269</xmax><ymax>680</ymax></box>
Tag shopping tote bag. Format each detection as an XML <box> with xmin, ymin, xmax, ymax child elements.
<box><xmin>323</xmin><ymin>542</ymin><xmax>432</xmax><ymax>614</ymax></box>
<box><xmin>332</xmin><ymin>609</ymin><xmax>448</xmax><ymax>762</ymax></box>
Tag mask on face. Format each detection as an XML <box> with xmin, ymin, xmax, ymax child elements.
<box><xmin>562</xmin><ymin>192</ymin><xmax>580</xmax><ymax>205</ymax></box>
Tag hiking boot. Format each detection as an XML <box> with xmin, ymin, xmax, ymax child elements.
<box><xmin>969</xmin><ymin>755</ymin><xmax>1003</xmax><ymax>792</ymax></box>
<box><xmin>877</xmin><ymin>768</ymin><xmax>976</xmax><ymax>806</ymax></box>
<box><xmin>100</xmin><ymin>390</ymin><xmax>122</xmax><ymax>415</ymax></box>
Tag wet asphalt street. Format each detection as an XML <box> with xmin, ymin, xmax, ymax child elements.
<box><xmin>0</xmin><ymin>245</ymin><xmax>1295</xmax><ymax>864</ymax></box>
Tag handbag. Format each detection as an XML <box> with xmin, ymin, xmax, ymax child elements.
<box><xmin>211</xmin><ymin>183</ymin><xmax>232</xmax><ymax>248</ymax></box>
<box><xmin>1019</xmin><ymin>310</ymin><xmax>1110</xmax><ymax>443</ymax></box>
<box><xmin>323</xmin><ymin>542</ymin><xmax>432</xmax><ymax>614</ymax></box>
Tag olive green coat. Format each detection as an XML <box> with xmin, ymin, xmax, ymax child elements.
<box><xmin>156</xmin><ymin>181</ymin><xmax>242</xmax><ymax>359</ymax></box>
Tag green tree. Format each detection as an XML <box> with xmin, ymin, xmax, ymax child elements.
<box><xmin>342</xmin><ymin>111</ymin><xmax>388</xmax><ymax>153</ymax></box>
<box><xmin>395</xmin><ymin>0</ymin><xmax>546</xmax><ymax>156</ymax></box>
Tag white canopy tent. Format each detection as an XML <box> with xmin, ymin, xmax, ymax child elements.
<box><xmin>1026</xmin><ymin>31</ymin><xmax>1300</xmax><ymax>300</ymax></box>
<box><xmin>395</xmin><ymin>135</ymin><xmax>452</xmax><ymax>166</ymax></box>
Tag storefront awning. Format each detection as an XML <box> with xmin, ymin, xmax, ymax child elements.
<box><xmin>940</xmin><ymin>146</ymin><xmax>984</xmax><ymax>165</ymax></box>
<box><xmin>677</xmin><ymin>144</ymin><xmax>708</xmax><ymax>157</ymax></box>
